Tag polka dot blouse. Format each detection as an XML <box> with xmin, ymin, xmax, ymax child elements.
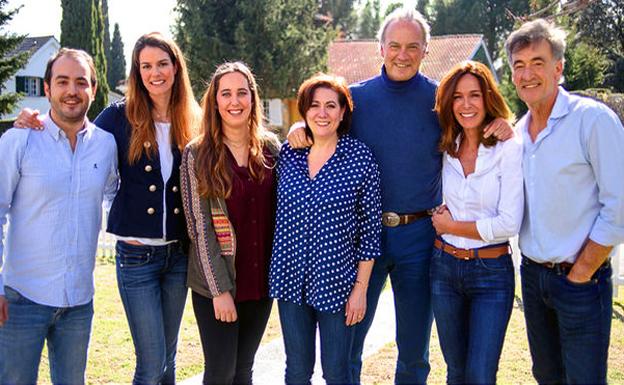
<box><xmin>270</xmin><ymin>135</ymin><xmax>382</xmax><ymax>313</ymax></box>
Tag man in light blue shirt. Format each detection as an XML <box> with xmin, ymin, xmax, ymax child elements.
<box><xmin>506</xmin><ymin>19</ymin><xmax>624</xmax><ymax>384</ymax></box>
<box><xmin>0</xmin><ymin>48</ymin><xmax>118</xmax><ymax>385</ymax></box>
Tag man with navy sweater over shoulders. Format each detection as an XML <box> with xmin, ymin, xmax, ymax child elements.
<box><xmin>289</xmin><ymin>7</ymin><xmax>512</xmax><ymax>384</ymax></box>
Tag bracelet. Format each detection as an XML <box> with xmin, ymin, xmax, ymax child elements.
<box><xmin>354</xmin><ymin>280</ymin><xmax>368</xmax><ymax>288</ymax></box>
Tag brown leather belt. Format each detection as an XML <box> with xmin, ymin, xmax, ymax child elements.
<box><xmin>434</xmin><ymin>239</ymin><xmax>510</xmax><ymax>260</ymax></box>
<box><xmin>382</xmin><ymin>211</ymin><xmax>430</xmax><ymax>227</ymax></box>
<box><xmin>522</xmin><ymin>255</ymin><xmax>573</xmax><ymax>272</ymax></box>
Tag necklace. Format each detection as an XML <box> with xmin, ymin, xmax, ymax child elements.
<box><xmin>153</xmin><ymin>110</ymin><xmax>170</xmax><ymax>123</ymax></box>
<box><xmin>224</xmin><ymin>138</ymin><xmax>249</xmax><ymax>149</ymax></box>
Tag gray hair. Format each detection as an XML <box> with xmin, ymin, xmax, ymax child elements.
<box><xmin>505</xmin><ymin>19</ymin><xmax>567</xmax><ymax>64</ymax></box>
<box><xmin>377</xmin><ymin>7</ymin><xmax>431</xmax><ymax>45</ymax></box>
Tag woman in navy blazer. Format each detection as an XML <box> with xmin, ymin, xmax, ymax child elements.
<box><xmin>94</xmin><ymin>32</ymin><xmax>199</xmax><ymax>385</ymax></box>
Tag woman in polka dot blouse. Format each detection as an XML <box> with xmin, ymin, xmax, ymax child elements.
<box><xmin>269</xmin><ymin>73</ymin><xmax>382</xmax><ymax>384</ymax></box>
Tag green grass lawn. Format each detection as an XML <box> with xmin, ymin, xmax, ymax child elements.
<box><xmin>34</xmin><ymin>261</ymin><xmax>624</xmax><ymax>384</ymax></box>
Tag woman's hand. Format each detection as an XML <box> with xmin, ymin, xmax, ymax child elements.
<box><xmin>14</xmin><ymin>108</ymin><xmax>44</xmax><ymax>130</ymax></box>
<box><xmin>286</xmin><ymin>121</ymin><xmax>313</xmax><ymax>149</ymax></box>
<box><xmin>345</xmin><ymin>283</ymin><xmax>367</xmax><ymax>326</ymax></box>
<box><xmin>432</xmin><ymin>207</ymin><xmax>455</xmax><ymax>235</ymax></box>
<box><xmin>483</xmin><ymin>117</ymin><xmax>514</xmax><ymax>140</ymax></box>
<box><xmin>213</xmin><ymin>291</ymin><xmax>237</xmax><ymax>323</ymax></box>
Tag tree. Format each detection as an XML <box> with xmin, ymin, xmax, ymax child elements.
<box><xmin>429</xmin><ymin>0</ymin><xmax>530</xmax><ymax>60</ymax></box>
<box><xmin>416</xmin><ymin>0</ymin><xmax>430</xmax><ymax>18</ymax></box>
<box><xmin>0</xmin><ymin>0</ymin><xmax>28</xmax><ymax>116</ymax></box>
<box><xmin>564</xmin><ymin>39</ymin><xmax>609</xmax><ymax>91</ymax></box>
<box><xmin>108</xmin><ymin>23</ymin><xmax>126</xmax><ymax>91</ymax></box>
<box><xmin>101</xmin><ymin>0</ymin><xmax>114</xmax><ymax>86</ymax></box>
<box><xmin>60</xmin><ymin>0</ymin><xmax>109</xmax><ymax>119</ymax></box>
<box><xmin>384</xmin><ymin>2</ymin><xmax>402</xmax><ymax>18</ymax></box>
<box><xmin>174</xmin><ymin>0</ymin><xmax>332</xmax><ymax>99</ymax></box>
<box><xmin>357</xmin><ymin>0</ymin><xmax>381</xmax><ymax>39</ymax></box>
<box><xmin>576</xmin><ymin>0</ymin><xmax>624</xmax><ymax>91</ymax></box>
<box><xmin>319</xmin><ymin>0</ymin><xmax>358</xmax><ymax>38</ymax></box>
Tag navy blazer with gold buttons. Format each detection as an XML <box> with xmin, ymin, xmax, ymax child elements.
<box><xmin>95</xmin><ymin>100</ymin><xmax>188</xmax><ymax>242</ymax></box>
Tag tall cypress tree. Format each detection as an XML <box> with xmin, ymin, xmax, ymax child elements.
<box><xmin>175</xmin><ymin>0</ymin><xmax>332</xmax><ymax>99</ymax></box>
<box><xmin>102</xmin><ymin>0</ymin><xmax>114</xmax><ymax>87</ymax></box>
<box><xmin>60</xmin><ymin>0</ymin><xmax>109</xmax><ymax>119</ymax></box>
<box><xmin>108</xmin><ymin>23</ymin><xmax>126</xmax><ymax>91</ymax></box>
<box><xmin>0</xmin><ymin>0</ymin><xmax>28</xmax><ymax>116</ymax></box>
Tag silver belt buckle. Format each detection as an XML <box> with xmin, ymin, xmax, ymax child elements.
<box><xmin>382</xmin><ymin>212</ymin><xmax>400</xmax><ymax>227</ymax></box>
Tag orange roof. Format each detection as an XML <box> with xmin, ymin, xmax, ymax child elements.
<box><xmin>328</xmin><ymin>34</ymin><xmax>486</xmax><ymax>84</ymax></box>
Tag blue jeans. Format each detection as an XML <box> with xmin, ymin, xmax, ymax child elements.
<box><xmin>350</xmin><ymin>217</ymin><xmax>435</xmax><ymax>384</ymax></box>
<box><xmin>430</xmin><ymin>246</ymin><xmax>515</xmax><ymax>384</ymax></box>
<box><xmin>278</xmin><ymin>300</ymin><xmax>354</xmax><ymax>385</ymax></box>
<box><xmin>520</xmin><ymin>256</ymin><xmax>612</xmax><ymax>385</ymax></box>
<box><xmin>116</xmin><ymin>241</ymin><xmax>188</xmax><ymax>385</ymax></box>
<box><xmin>0</xmin><ymin>286</ymin><xmax>93</xmax><ymax>385</ymax></box>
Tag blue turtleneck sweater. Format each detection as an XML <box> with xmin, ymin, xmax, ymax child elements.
<box><xmin>349</xmin><ymin>66</ymin><xmax>442</xmax><ymax>213</ymax></box>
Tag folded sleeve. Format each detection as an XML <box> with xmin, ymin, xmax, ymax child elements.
<box><xmin>355</xmin><ymin>152</ymin><xmax>382</xmax><ymax>261</ymax></box>
<box><xmin>476</xmin><ymin>137</ymin><xmax>524</xmax><ymax>242</ymax></box>
<box><xmin>586</xmin><ymin>108</ymin><xmax>624</xmax><ymax>246</ymax></box>
<box><xmin>0</xmin><ymin>129</ymin><xmax>29</xmax><ymax>296</ymax></box>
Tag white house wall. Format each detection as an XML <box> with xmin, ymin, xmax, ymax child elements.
<box><xmin>267</xmin><ymin>98</ymin><xmax>283</xmax><ymax>127</ymax></box>
<box><xmin>2</xmin><ymin>38</ymin><xmax>60</xmax><ymax>120</ymax></box>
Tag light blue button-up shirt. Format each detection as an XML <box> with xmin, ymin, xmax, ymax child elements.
<box><xmin>0</xmin><ymin>114</ymin><xmax>118</xmax><ymax>307</ymax></box>
<box><xmin>519</xmin><ymin>87</ymin><xmax>624</xmax><ymax>263</ymax></box>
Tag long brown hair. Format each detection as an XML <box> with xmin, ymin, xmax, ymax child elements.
<box><xmin>435</xmin><ymin>61</ymin><xmax>513</xmax><ymax>157</ymax></box>
<box><xmin>126</xmin><ymin>32</ymin><xmax>198</xmax><ymax>164</ymax></box>
<box><xmin>195</xmin><ymin>62</ymin><xmax>272</xmax><ymax>198</ymax></box>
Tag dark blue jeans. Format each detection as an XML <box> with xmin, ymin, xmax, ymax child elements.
<box><xmin>520</xmin><ymin>256</ymin><xmax>612</xmax><ymax>385</ymax></box>
<box><xmin>350</xmin><ymin>217</ymin><xmax>435</xmax><ymax>384</ymax></box>
<box><xmin>278</xmin><ymin>300</ymin><xmax>355</xmax><ymax>385</ymax></box>
<box><xmin>116</xmin><ymin>241</ymin><xmax>188</xmax><ymax>385</ymax></box>
<box><xmin>430</xmin><ymin>246</ymin><xmax>515</xmax><ymax>384</ymax></box>
<box><xmin>0</xmin><ymin>286</ymin><xmax>93</xmax><ymax>385</ymax></box>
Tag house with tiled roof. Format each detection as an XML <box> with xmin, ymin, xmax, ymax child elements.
<box><xmin>328</xmin><ymin>34</ymin><xmax>497</xmax><ymax>84</ymax></box>
<box><xmin>1</xmin><ymin>36</ymin><xmax>60</xmax><ymax>120</ymax></box>
<box><xmin>279</xmin><ymin>34</ymin><xmax>497</xmax><ymax>132</ymax></box>
<box><xmin>1</xmin><ymin>35</ymin><xmax>123</xmax><ymax>121</ymax></box>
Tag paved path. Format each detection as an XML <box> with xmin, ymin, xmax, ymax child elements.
<box><xmin>181</xmin><ymin>289</ymin><xmax>395</xmax><ymax>384</ymax></box>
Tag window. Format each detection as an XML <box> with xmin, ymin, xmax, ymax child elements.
<box><xmin>263</xmin><ymin>99</ymin><xmax>283</xmax><ymax>127</ymax></box>
<box><xmin>16</xmin><ymin>76</ymin><xmax>45</xmax><ymax>97</ymax></box>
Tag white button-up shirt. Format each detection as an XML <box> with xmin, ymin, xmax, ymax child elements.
<box><xmin>441</xmin><ymin>135</ymin><xmax>524</xmax><ymax>249</ymax></box>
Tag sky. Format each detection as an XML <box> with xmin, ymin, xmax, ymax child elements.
<box><xmin>4</xmin><ymin>0</ymin><xmax>416</xmax><ymax>73</ymax></box>
<box><xmin>5</xmin><ymin>0</ymin><xmax>177</xmax><ymax>69</ymax></box>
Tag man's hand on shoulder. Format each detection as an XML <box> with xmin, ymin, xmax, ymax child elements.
<box><xmin>483</xmin><ymin>118</ymin><xmax>515</xmax><ymax>141</ymax></box>
<box><xmin>287</xmin><ymin>121</ymin><xmax>313</xmax><ymax>149</ymax></box>
<box><xmin>0</xmin><ymin>296</ymin><xmax>8</xmax><ymax>327</ymax></box>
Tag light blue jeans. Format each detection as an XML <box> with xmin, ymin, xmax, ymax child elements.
<box><xmin>115</xmin><ymin>241</ymin><xmax>188</xmax><ymax>385</ymax></box>
<box><xmin>0</xmin><ymin>286</ymin><xmax>93</xmax><ymax>385</ymax></box>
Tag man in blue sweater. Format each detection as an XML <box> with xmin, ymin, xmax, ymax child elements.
<box><xmin>289</xmin><ymin>7</ymin><xmax>510</xmax><ymax>384</ymax></box>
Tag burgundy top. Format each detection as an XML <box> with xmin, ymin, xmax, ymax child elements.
<box><xmin>225</xmin><ymin>147</ymin><xmax>276</xmax><ymax>302</ymax></box>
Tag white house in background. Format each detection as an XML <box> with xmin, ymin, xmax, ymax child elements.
<box><xmin>1</xmin><ymin>35</ymin><xmax>124</xmax><ymax>120</ymax></box>
<box><xmin>1</xmin><ymin>35</ymin><xmax>59</xmax><ymax>120</ymax></box>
